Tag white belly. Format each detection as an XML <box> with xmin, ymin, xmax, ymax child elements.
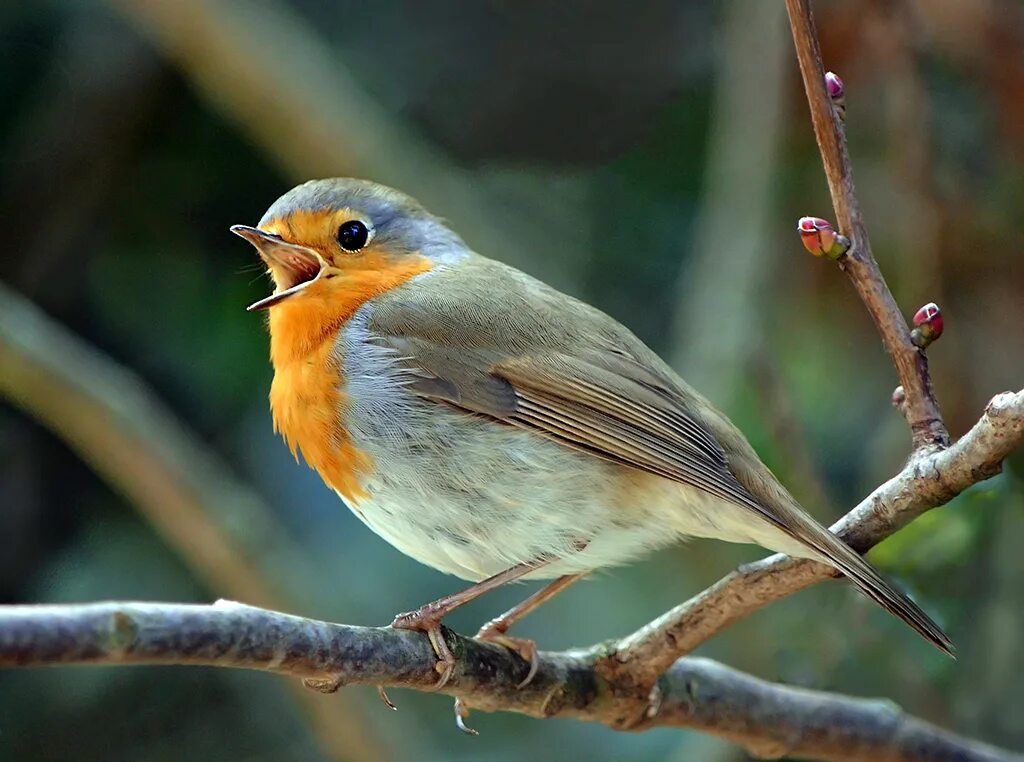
<box><xmin>336</xmin><ymin>307</ymin><xmax>803</xmax><ymax>581</ymax></box>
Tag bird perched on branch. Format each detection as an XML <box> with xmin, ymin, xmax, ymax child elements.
<box><xmin>233</xmin><ymin>178</ymin><xmax>951</xmax><ymax>732</ymax></box>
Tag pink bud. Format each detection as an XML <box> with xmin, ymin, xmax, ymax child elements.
<box><xmin>825</xmin><ymin>72</ymin><xmax>846</xmax><ymax>120</ymax></box>
<box><xmin>825</xmin><ymin>72</ymin><xmax>845</xmax><ymax>101</ymax></box>
<box><xmin>911</xmin><ymin>302</ymin><xmax>944</xmax><ymax>348</ymax></box>
<box><xmin>797</xmin><ymin>216</ymin><xmax>849</xmax><ymax>259</ymax></box>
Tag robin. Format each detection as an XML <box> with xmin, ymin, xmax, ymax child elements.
<box><xmin>232</xmin><ymin>178</ymin><xmax>950</xmax><ymax>731</ymax></box>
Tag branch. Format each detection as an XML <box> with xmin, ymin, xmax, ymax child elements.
<box><xmin>103</xmin><ymin>0</ymin><xmax>581</xmax><ymax>285</ymax></box>
<box><xmin>601</xmin><ymin>389</ymin><xmax>1024</xmax><ymax>695</ymax></box>
<box><xmin>2</xmin><ymin>390</ymin><xmax>1020</xmax><ymax>758</ymax></box>
<box><xmin>1</xmin><ymin>601</ymin><xmax>1019</xmax><ymax>762</ymax></box>
<box><xmin>785</xmin><ymin>0</ymin><xmax>948</xmax><ymax>449</ymax></box>
<box><xmin>590</xmin><ymin>0</ymin><xmax>1024</xmax><ymax>729</ymax></box>
<box><xmin>0</xmin><ymin>281</ymin><xmax>386</xmax><ymax>762</ymax></box>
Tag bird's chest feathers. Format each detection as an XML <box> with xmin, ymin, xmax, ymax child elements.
<box><xmin>269</xmin><ymin>334</ymin><xmax>372</xmax><ymax>503</ymax></box>
<box><xmin>264</xmin><ymin>259</ymin><xmax>434</xmax><ymax>503</ymax></box>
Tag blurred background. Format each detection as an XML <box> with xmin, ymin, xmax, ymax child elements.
<box><xmin>1</xmin><ymin>1</ymin><xmax>1022</xmax><ymax>759</ymax></box>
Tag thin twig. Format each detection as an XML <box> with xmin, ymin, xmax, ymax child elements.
<box><xmin>600</xmin><ymin>4</ymin><xmax>984</xmax><ymax>698</ymax></box>
<box><xmin>1</xmin><ymin>601</ymin><xmax>1019</xmax><ymax>762</ymax></box>
<box><xmin>598</xmin><ymin>1</ymin><xmax>988</xmax><ymax>703</ymax></box>
<box><xmin>785</xmin><ymin>0</ymin><xmax>948</xmax><ymax>449</ymax></box>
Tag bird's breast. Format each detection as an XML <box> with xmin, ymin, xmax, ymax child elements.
<box><xmin>265</xmin><ymin>260</ymin><xmax>435</xmax><ymax>502</ymax></box>
<box><xmin>269</xmin><ymin>336</ymin><xmax>373</xmax><ymax>502</ymax></box>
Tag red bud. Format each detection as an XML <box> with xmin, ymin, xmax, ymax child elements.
<box><xmin>911</xmin><ymin>302</ymin><xmax>944</xmax><ymax>348</ymax></box>
<box><xmin>797</xmin><ymin>216</ymin><xmax>849</xmax><ymax>260</ymax></box>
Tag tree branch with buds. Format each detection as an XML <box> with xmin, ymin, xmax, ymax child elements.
<box><xmin>1</xmin><ymin>1</ymin><xmax>1022</xmax><ymax>760</ymax></box>
<box><xmin>785</xmin><ymin>0</ymin><xmax>947</xmax><ymax>449</ymax></box>
<box><xmin>592</xmin><ymin>0</ymin><xmax>1021</xmax><ymax>712</ymax></box>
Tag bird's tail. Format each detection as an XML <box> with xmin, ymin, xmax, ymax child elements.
<box><xmin>796</xmin><ymin>518</ymin><xmax>954</xmax><ymax>658</ymax></box>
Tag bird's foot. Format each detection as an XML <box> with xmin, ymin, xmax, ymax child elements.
<box><xmin>451</xmin><ymin>623</ymin><xmax>540</xmax><ymax>735</ymax></box>
<box><xmin>453</xmin><ymin>696</ymin><xmax>478</xmax><ymax>736</ymax></box>
<box><xmin>389</xmin><ymin>605</ymin><xmax>458</xmax><ymax>693</ymax></box>
<box><xmin>476</xmin><ymin>628</ymin><xmax>539</xmax><ymax>688</ymax></box>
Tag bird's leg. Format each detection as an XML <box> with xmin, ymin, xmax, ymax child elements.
<box><xmin>477</xmin><ymin>572</ymin><xmax>586</xmax><ymax>687</ymax></box>
<box><xmin>386</xmin><ymin>557</ymin><xmax>551</xmax><ymax>701</ymax></box>
<box><xmin>454</xmin><ymin>572</ymin><xmax>587</xmax><ymax>735</ymax></box>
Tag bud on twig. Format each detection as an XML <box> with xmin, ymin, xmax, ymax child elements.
<box><xmin>825</xmin><ymin>71</ymin><xmax>846</xmax><ymax>119</ymax></box>
<box><xmin>891</xmin><ymin>385</ymin><xmax>907</xmax><ymax>410</ymax></box>
<box><xmin>910</xmin><ymin>303</ymin><xmax>944</xmax><ymax>349</ymax></box>
<box><xmin>797</xmin><ymin>216</ymin><xmax>850</xmax><ymax>260</ymax></box>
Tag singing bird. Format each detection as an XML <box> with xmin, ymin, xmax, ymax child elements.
<box><xmin>233</xmin><ymin>178</ymin><xmax>950</xmax><ymax>727</ymax></box>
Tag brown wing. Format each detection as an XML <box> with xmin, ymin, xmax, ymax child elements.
<box><xmin>368</xmin><ymin>258</ymin><xmax>784</xmax><ymax>530</ymax></box>
<box><xmin>492</xmin><ymin>352</ymin><xmax>769</xmax><ymax>512</ymax></box>
<box><xmin>367</xmin><ymin>257</ymin><xmax>954</xmax><ymax>657</ymax></box>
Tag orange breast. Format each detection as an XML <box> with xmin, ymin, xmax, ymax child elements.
<box><xmin>269</xmin><ymin>338</ymin><xmax>372</xmax><ymax>502</ymax></box>
<box><xmin>265</xmin><ymin>249</ymin><xmax>433</xmax><ymax>503</ymax></box>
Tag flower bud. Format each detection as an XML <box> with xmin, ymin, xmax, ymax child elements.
<box><xmin>825</xmin><ymin>71</ymin><xmax>846</xmax><ymax>118</ymax></box>
<box><xmin>910</xmin><ymin>302</ymin><xmax>944</xmax><ymax>348</ymax></box>
<box><xmin>797</xmin><ymin>216</ymin><xmax>850</xmax><ymax>260</ymax></box>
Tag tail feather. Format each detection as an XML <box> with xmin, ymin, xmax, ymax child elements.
<box><xmin>701</xmin><ymin>441</ymin><xmax>952</xmax><ymax>655</ymax></box>
<box><xmin>801</xmin><ymin>525</ymin><xmax>954</xmax><ymax>658</ymax></box>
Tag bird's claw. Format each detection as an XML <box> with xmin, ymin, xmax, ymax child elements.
<box><xmin>477</xmin><ymin>630</ymin><xmax>539</xmax><ymax>688</ymax></box>
<box><xmin>377</xmin><ymin>685</ymin><xmax>398</xmax><ymax>710</ymax></box>
<box><xmin>451</xmin><ymin>628</ymin><xmax>540</xmax><ymax>734</ymax></box>
<box><xmin>454</xmin><ymin>697</ymin><xmax>478</xmax><ymax>736</ymax></box>
<box><xmin>389</xmin><ymin>608</ymin><xmax>457</xmax><ymax>694</ymax></box>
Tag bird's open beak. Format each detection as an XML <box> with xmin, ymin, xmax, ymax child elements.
<box><xmin>230</xmin><ymin>225</ymin><xmax>326</xmax><ymax>311</ymax></box>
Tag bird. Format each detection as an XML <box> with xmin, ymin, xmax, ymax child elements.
<box><xmin>231</xmin><ymin>177</ymin><xmax>952</xmax><ymax>732</ymax></box>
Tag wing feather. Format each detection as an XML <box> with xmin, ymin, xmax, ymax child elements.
<box><xmin>363</xmin><ymin>260</ymin><xmax>953</xmax><ymax>656</ymax></box>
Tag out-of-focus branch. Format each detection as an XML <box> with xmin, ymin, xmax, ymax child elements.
<box><xmin>103</xmin><ymin>0</ymin><xmax>575</xmax><ymax>284</ymax></box>
<box><xmin>601</xmin><ymin>389</ymin><xmax>1024</xmax><ymax>699</ymax></box>
<box><xmin>784</xmin><ymin>0</ymin><xmax>948</xmax><ymax>449</ymax></box>
<box><xmin>0</xmin><ymin>282</ymin><xmax>385</xmax><ymax>762</ymax></box>
<box><xmin>670</xmin><ymin>0</ymin><xmax>788</xmax><ymax>399</ymax></box>
<box><xmin>0</xmin><ymin>284</ymin><xmax>299</xmax><ymax>609</ymax></box>
<box><xmin>1</xmin><ymin>601</ymin><xmax>1019</xmax><ymax>762</ymax></box>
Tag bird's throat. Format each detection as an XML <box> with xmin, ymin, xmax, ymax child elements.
<box><xmin>266</xmin><ymin>253</ymin><xmax>433</xmax><ymax>367</ymax></box>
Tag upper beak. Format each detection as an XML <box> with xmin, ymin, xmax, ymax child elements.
<box><xmin>230</xmin><ymin>225</ymin><xmax>325</xmax><ymax>311</ymax></box>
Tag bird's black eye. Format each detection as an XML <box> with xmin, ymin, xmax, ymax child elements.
<box><xmin>337</xmin><ymin>220</ymin><xmax>369</xmax><ymax>252</ymax></box>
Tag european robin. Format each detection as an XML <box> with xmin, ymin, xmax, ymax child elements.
<box><xmin>232</xmin><ymin>178</ymin><xmax>951</xmax><ymax>731</ymax></box>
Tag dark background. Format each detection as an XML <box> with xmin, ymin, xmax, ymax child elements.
<box><xmin>1</xmin><ymin>1</ymin><xmax>1022</xmax><ymax>759</ymax></box>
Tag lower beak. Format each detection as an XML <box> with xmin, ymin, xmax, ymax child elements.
<box><xmin>230</xmin><ymin>225</ymin><xmax>325</xmax><ymax>311</ymax></box>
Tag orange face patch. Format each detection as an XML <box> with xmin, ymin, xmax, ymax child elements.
<box><xmin>262</xmin><ymin>208</ymin><xmax>433</xmax><ymax>502</ymax></box>
<box><xmin>262</xmin><ymin>208</ymin><xmax>358</xmax><ymax>265</ymax></box>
